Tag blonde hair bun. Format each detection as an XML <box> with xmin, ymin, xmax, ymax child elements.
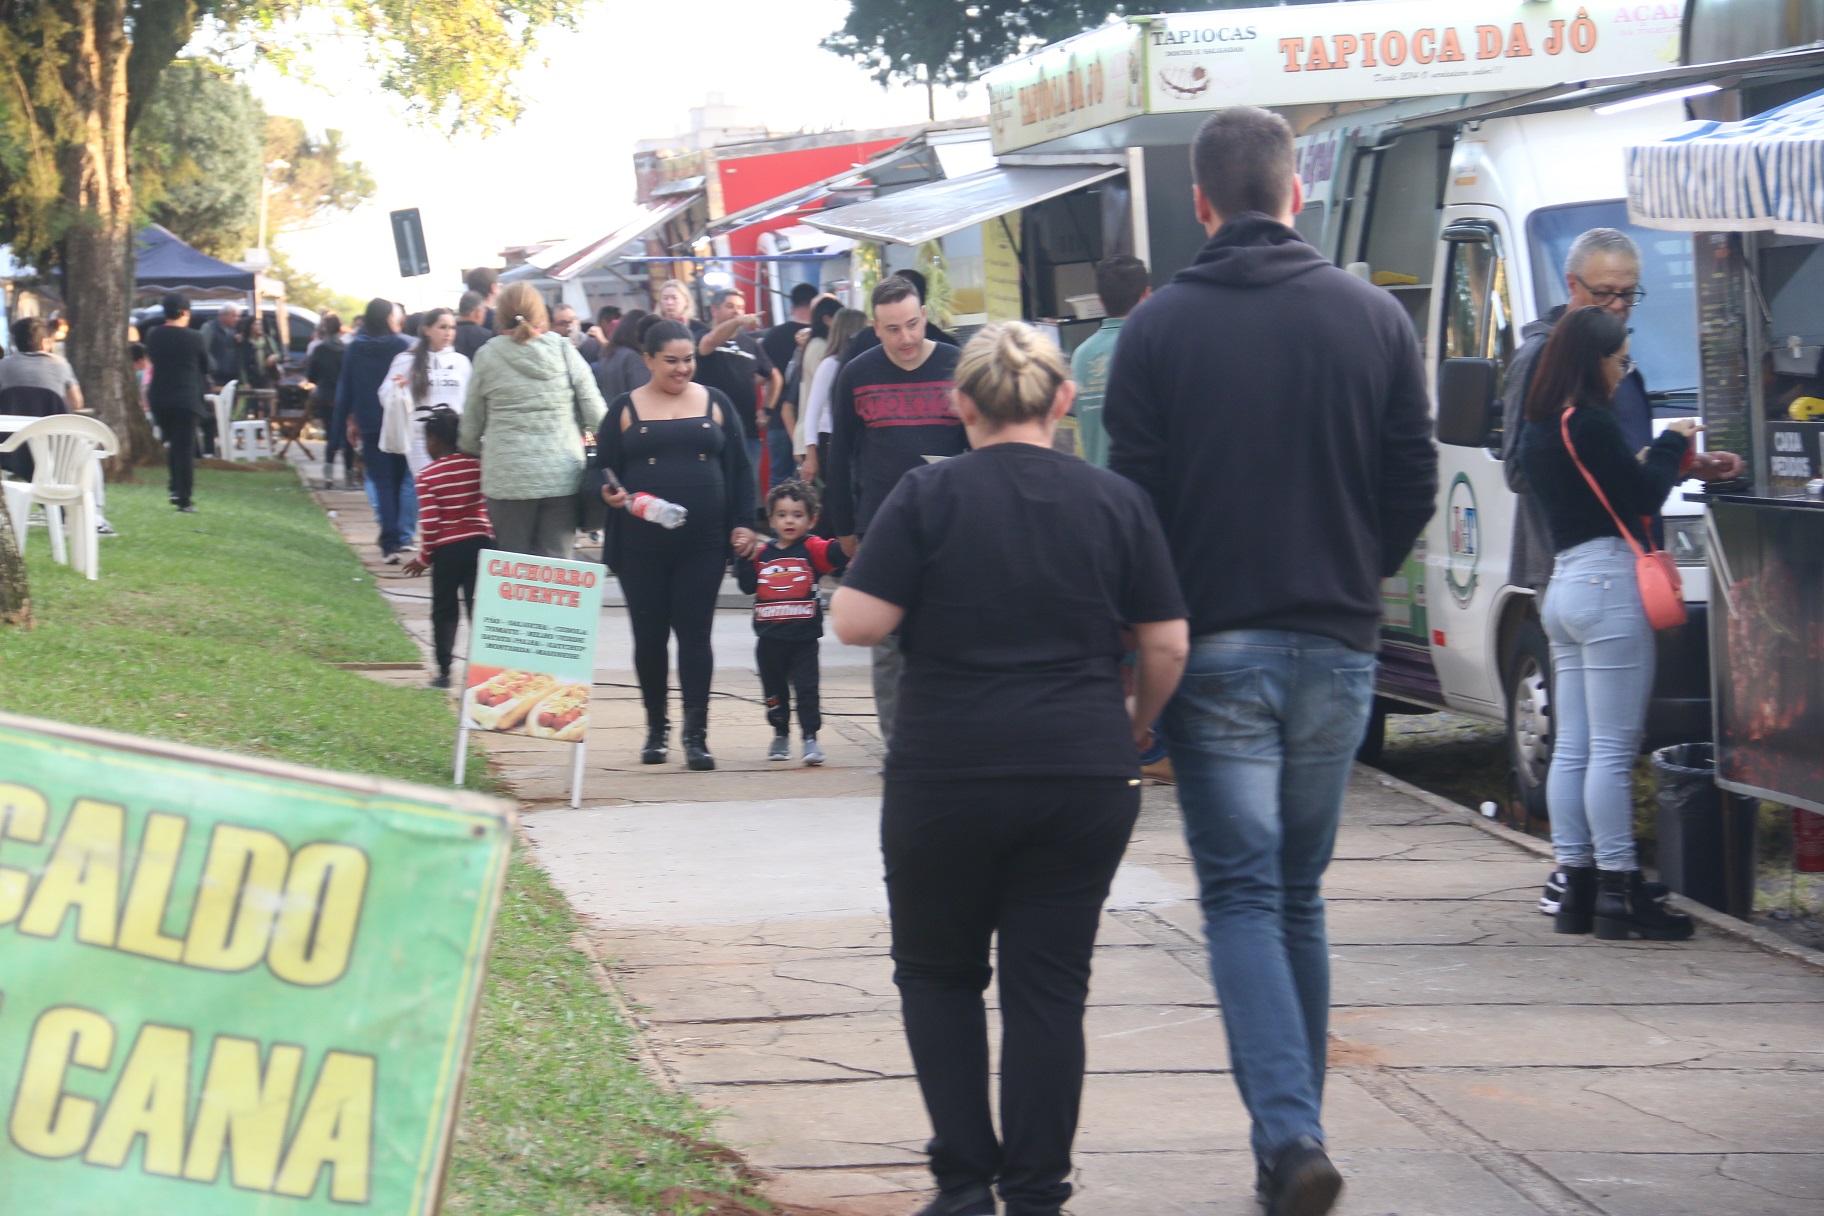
<box><xmin>496</xmin><ymin>282</ymin><xmax>548</xmax><ymax>343</ymax></box>
<box><xmin>955</xmin><ymin>321</ymin><xmax>1068</xmax><ymax>428</ymax></box>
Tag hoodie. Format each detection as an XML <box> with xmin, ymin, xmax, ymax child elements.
<box><xmin>457</xmin><ymin>332</ymin><xmax>607</xmax><ymax>500</ymax></box>
<box><xmin>1105</xmin><ymin>213</ymin><xmax>1438</xmax><ymax>653</ymax></box>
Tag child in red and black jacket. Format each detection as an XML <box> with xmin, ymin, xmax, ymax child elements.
<box><xmin>403</xmin><ymin>409</ymin><xmax>493</xmax><ymax>689</ymax></box>
<box><xmin>734</xmin><ymin>479</ymin><xmax>847</xmax><ymax>765</ymax></box>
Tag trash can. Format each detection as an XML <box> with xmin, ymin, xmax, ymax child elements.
<box><xmin>1652</xmin><ymin>743</ymin><xmax>1758</xmax><ymax>918</ymax></box>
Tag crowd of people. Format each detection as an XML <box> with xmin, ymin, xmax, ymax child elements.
<box><xmin>71</xmin><ymin>101</ymin><xmax>1758</xmax><ymax>1216</ymax></box>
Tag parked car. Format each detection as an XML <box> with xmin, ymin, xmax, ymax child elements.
<box><xmin>131</xmin><ymin>301</ymin><xmax>321</xmax><ymax>382</ymax></box>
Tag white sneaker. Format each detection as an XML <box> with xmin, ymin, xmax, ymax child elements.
<box><xmin>802</xmin><ymin>736</ymin><xmax>825</xmax><ymax>766</ymax></box>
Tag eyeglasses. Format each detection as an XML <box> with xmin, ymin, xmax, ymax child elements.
<box><xmin>1614</xmin><ymin>354</ymin><xmax>1637</xmax><ymax>376</ymax></box>
<box><xmin>1574</xmin><ymin>275</ymin><xmax>1648</xmax><ymax>307</ymax></box>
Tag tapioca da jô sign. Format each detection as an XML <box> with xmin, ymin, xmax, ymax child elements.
<box><xmin>0</xmin><ymin>712</ymin><xmax>513</xmax><ymax>1214</ymax></box>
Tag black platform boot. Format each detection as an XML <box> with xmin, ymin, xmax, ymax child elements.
<box><xmin>1594</xmin><ymin>869</ymin><xmax>1694</xmax><ymax>941</ymax></box>
<box><xmin>682</xmin><ymin>708</ymin><xmax>715</xmax><ymax>771</ymax></box>
<box><xmin>640</xmin><ymin>710</ymin><xmax>669</xmax><ymax>765</ymax></box>
<box><xmin>1552</xmin><ymin>865</ymin><xmax>1598</xmax><ymax>934</ymax></box>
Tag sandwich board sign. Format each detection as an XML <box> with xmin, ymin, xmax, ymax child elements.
<box><xmin>457</xmin><ymin>549</ymin><xmax>604</xmax><ymax>808</ymax></box>
<box><xmin>0</xmin><ymin>710</ymin><xmax>513</xmax><ymax>1214</ymax></box>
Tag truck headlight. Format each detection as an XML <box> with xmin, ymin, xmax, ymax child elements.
<box><xmin>1665</xmin><ymin>516</ymin><xmax>1708</xmax><ymax>567</ymax></box>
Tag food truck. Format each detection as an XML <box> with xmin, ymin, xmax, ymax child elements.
<box><xmin>1624</xmin><ymin>77</ymin><xmax>1824</xmax><ymax>862</ymax></box>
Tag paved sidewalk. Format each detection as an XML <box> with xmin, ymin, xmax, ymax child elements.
<box><xmin>308</xmin><ymin>461</ymin><xmax>1824</xmax><ymax>1216</ymax></box>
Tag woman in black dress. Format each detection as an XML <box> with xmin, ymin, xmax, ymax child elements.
<box><xmin>594</xmin><ymin>320</ymin><xmax>756</xmax><ymax>770</ymax></box>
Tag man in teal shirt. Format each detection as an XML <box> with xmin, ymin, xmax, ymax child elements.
<box><xmin>1070</xmin><ymin>255</ymin><xmax>1150</xmax><ymax>467</ymax></box>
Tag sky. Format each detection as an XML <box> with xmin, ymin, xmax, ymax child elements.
<box><xmin>244</xmin><ymin>0</ymin><xmax>985</xmax><ymax>310</ymax></box>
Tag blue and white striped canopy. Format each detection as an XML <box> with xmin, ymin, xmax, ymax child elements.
<box><xmin>1627</xmin><ymin>88</ymin><xmax>1824</xmax><ymax>238</ymax></box>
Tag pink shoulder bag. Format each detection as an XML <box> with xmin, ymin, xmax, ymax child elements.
<box><xmin>1559</xmin><ymin>408</ymin><xmax>1688</xmax><ymax>631</ymax></box>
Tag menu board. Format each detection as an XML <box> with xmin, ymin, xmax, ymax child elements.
<box><xmin>1694</xmin><ymin>232</ymin><xmax>1752</xmax><ymax>467</ymax></box>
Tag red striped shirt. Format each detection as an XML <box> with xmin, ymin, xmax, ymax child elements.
<box><xmin>415</xmin><ymin>454</ymin><xmax>493</xmax><ymax>556</ymax></box>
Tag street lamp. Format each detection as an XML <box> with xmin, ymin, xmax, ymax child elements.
<box><xmin>247</xmin><ymin>158</ymin><xmax>290</xmax><ymax>269</ymax></box>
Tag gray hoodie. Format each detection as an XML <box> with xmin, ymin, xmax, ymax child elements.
<box><xmin>458</xmin><ymin>332</ymin><xmax>607</xmax><ymax>501</ymax></box>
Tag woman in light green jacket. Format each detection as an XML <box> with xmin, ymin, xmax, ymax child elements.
<box><xmin>458</xmin><ymin>283</ymin><xmax>607</xmax><ymax>558</ymax></box>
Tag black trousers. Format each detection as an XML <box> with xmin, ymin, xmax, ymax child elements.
<box><xmin>152</xmin><ymin>407</ymin><xmax>199</xmax><ymax>507</ymax></box>
<box><xmin>883</xmin><ymin>775</ymin><xmax>1141</xmax><ymax>1216</ymax></box>
<box><xmin>430</xmin><ymin>536</ymin><xmax>486</xmax><ymax>676</ymax></box>
<box><xmin>617</xmin><ymin>544</ymin><xmax>725</xmax><ymax>717</ymax></box>
<box><xmin>758</xmin><ymin>636</ymin><xmax>820</xmax><ymax>735</ymax></box>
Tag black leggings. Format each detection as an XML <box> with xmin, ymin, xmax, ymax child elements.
<box><xmin>151</xmin><ymin>407</ymin><xmax>198</xmax><ymax>507</ymax></box>
<box><xmin>617</xmin><ymin>544</ymin><xmax>725</xmax><ymax>716</ymax></box>
<box><xmin>883</xmin><ymin>775</ymin><xmax>1140</xmax><ymax>1216</ymax></box>
<box><xmin>430</xmin><ymin>536</ymin><xmax>486</xmax><ymax>676</ymax></box>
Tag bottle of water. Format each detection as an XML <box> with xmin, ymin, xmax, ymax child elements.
<box><xmin>628</xmin><ymin>492</ymin><xmax>688</xmax><ymax>530</ymax></box>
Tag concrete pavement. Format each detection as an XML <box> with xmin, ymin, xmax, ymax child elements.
<box><xmin>309</xmin><ymin>466</ymin><xmax>1824</xmax><ymax>1216</ymax></box>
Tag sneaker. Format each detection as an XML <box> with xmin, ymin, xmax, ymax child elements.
<box><xmin>176</xmin><ymin>504</ymin><xmax>198</xmax><ymax>514</ymax></box>
<box><xmin>767</xmin><ymin>735</ymin><xmax>791</xmax><ymax>762</ymax></box>
<box><xmin>1260</xmin><ymin>1136</ymin><xmax>1342</xmax><ymax>1216</ymax></box>
<box><xmin>802</xmin><ymin>735</ymin><xmax>825</xmax><ymax>766</ymax></box>
<box><xmin>383</xmin><ymin>551</ymin><xmax>402</xmax><ymax>565</ymax></box>
<box><xmin>912</xmin><ymin>1189</ymin><xmax>995</xmax><ymax>1216</ymax></box>
<box><xmin>429</xmin><ymin>674</ymin><xmax>451</xmax><ymax>690</ymax></box>
<box><xmin>96</xmin><ymin>517</ymin><xmax>118</xmax><ymax>537</ymax></box>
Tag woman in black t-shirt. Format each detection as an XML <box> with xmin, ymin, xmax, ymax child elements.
<box><xmin>831</xmin><ymin>322</ymin><xmax>1189</xmax><ymax>1216</ymax></box>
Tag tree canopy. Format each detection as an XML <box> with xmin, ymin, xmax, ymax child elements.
<box><xmin>133</xmin><ymin>59</ymin><xmax>266</xmax><ymax>259</ymax></box>
<box><xmin>823</xmin><ymin>0</ymin><xmax>1330</xmax><ymax>89</ymax></box>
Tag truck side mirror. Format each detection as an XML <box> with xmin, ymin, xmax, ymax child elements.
<box><xmin>1436</xmin><ymin>358</ymin><xmax>1499</xmax><ymax>447</ymax></box>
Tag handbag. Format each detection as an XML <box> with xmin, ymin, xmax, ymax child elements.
<box><xmin>1559</xmin><ymin>408</ymin><xmax>1688</xmax><ymax>631</ymax></box>
<box><xmin>377</xmin><ymin>374</ymin><xmax>414</xmax><ymax>456</ymax></box>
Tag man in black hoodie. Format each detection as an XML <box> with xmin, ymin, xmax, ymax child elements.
<box><xmin>1106</xmin><ymin>107</ymin><xmax>1436</xmax><ymax>1216</ymax></box>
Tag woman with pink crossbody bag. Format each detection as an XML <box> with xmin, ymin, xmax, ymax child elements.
<box><xmin>1518</xmin><ymin>306</ymin><xmax>1698</xmax><ymax>943</ymax></box>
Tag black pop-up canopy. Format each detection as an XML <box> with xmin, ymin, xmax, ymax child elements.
<box><xmin>134</xmin><ymin>224</ymin><xmax>256</xmax><ymax>292</ymax></box>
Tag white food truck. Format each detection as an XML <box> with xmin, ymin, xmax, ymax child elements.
<box><xmin>1293</xmin><ymin>83</ymin><xmax>1726</xmax><ymax>819</ymax></box>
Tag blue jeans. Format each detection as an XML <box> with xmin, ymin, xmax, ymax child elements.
<box><xmin>360</xmin><ymin>436</ymin><xmax>413</xmax><ymax>554</ymax></box>
<box><xmin>1542</xmin><ymin>537</ymin><xmax>1655</xmax><ymax>872</ymax></box>
<box><xmin>767</xmin><ymin>423</ymin><xmax>797</xmax><ymax>489</ymax></box>
<box><xmin>1162</xmin><ymin>630</ymin><xmax>1376</xmax><ymax>1162</ymax></box>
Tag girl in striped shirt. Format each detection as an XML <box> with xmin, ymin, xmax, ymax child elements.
<box><xmin>404</xmin><ymin>409</ymin><xmax>494</xmax><ymax>688</ymax></box>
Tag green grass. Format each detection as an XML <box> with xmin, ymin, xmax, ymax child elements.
<box><xmin>0</xmin><ymin>468</ymin><xmax>761</xmax><ymax>1215</ymax></box>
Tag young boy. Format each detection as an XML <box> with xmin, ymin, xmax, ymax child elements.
<box><xmin>403</xmin><ymin>408</ymin><xmax>492</xmax><ymax>688</ymax></box>
<box><xmin>735</xmin><ymin>480</ymin><xmax>847</xmax><ymax>764</ymax></box>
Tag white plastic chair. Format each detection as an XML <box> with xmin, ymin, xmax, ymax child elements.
<box><xmin>230</xmin><ymin>415</ymin><xmax>273</xmax><ymax>461</ymax></box>
<box><xmin>0</xmin><ymin>414</ymin><xmax>119</xmax><ymax>580</ymax></box>
<box><xmin>209</xmin><ymin>379</ymin><xmax>237</xmax><ymax>459</ymax></box>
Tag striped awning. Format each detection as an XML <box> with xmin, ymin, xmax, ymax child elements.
<box><xmin>1627</xmin><ymin>88</ymin><xmax>1824</xmax><ymax>239</ymax></box>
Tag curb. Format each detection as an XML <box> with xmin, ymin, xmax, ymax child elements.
<box><xmin>1357</xmin><ymin>762</ymin><xmax>1824</xmax><ymax>975</ymax></box>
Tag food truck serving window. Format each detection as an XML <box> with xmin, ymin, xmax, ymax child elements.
<box><xmin>1528</xmin><ymin>200</ymin><xmax>1699</xmax><ymax>409</ymax></box>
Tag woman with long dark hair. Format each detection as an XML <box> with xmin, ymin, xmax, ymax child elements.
<box><xmin>334</xmin><ymin>297</ymin><xmax>412</xmax><ymax>560</ymax></box>
<box><xmin>593</xmin><ymin>319</ymin><xmax>756</xmax><ymax>770</ymax></box>
<box><xmin>592</xmin><ymin>307</ymin><xmax>651</xmax><ymax>402</ymax></box>
<box><xmin>830</xmin><ymin>322</ymin><xmax>1188</xmax><ymax>1216</ymax></box>
<box><xmin>1519</xmin><ymin>305</ymin><xmax>1697</xmax><ymax>942</ymax></box>
<box><xmin>238</xmin><ymin>312</ymin><xmax>282</xmax><ymax>392</ymax></box>
<box><xmin>384</xmin><ymin>306</ymin><xmax>471</xmax><ymax>476</ymax></box>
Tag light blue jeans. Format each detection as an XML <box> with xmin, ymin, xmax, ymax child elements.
<box><xmin>1162</xmin><ymin>630</ymin><xmax>1376</xmax><ymax>1162</ymax></box>
<box><xmin>1542</xmin><ymin>537</ymin><xmax>1655</xmax><ymax>872</ymax></box>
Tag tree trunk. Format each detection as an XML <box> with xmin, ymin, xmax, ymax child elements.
<box><xmin>57</xmin><ymin>0</ymin><xmax>162</xmax><ymax>478</ymax></box>
<box><xmin>0</xmin><ymin>489</ymin><xmax>31</xmax><ymax>627</ymax></box>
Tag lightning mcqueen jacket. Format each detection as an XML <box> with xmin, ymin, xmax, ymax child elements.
<box><xmin>734</xmin><ymin>535</ymin><xmax>848</xmax><ymax>641</ymax></box>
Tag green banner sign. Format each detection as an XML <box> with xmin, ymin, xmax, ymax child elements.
<box><xmin>0</xmin><ymin>712</ymin><xmax>512</xmax><ymax>1213</ymax></box>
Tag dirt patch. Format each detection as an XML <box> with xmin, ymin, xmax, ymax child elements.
<box><xmin>1327</xmin><ymin>1036</ymin><xmax>1387</xmax><ymax>1068</ymax></box>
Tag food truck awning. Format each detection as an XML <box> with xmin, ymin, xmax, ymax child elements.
<box><xmin>499</xmin><ymin>197</ymin><xmax>700</xmax><ymax>285</ymax></box>
<box><xmin>1627</xmin><ymin>86</ymin><xmax>1824</xmax><ymax>239</ymax></box>
<box><xmin>804</xmin><ymin>162</ymin><xmax>1123</xmax><ymax>247</ymax></box>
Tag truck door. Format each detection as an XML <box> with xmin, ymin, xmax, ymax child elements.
<box><xmin>1425</xmin><ymin>212</ymin><xmax>1519</xmax><ymax>713</ymax></box>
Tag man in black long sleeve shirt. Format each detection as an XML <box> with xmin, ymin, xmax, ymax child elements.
<box><xmin>144</xmin><ymin>293</ymin><xmax>213</xmax><ymax>512</ymax></box>
<box><xmin>1104</xmin><ymin>107</ymin><xmax>1436</xmax><ymax>1216</ymax></box>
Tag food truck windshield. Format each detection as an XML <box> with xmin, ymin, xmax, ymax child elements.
<box><xmin>1528</xmin><ymin>199</ymin><xmax>1700</xmax><ymax>412</ymax></box>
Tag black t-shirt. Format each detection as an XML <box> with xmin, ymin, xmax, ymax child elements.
<box><xmin>695</xmin><ymin>328</ymin><xmax>774</xmax><ymax>436</ymax></box>
<box><xmin>144</xmin><ymin>323</ymin><xmax>212</xmax><ymax>415</ymax></box>
<box><xmin>843</xmin><ymin>443</ymin><xmax>1187</xmax><ymax>780</ymax></box>
<box><xmin>762</xmin><ymin>321</ymin><xmax>806</xmax><ymax>376</ymax></box>
<box><xmin>825</xmin><ymin>343</ymin><xmax>966</xmax><ymax>536</ymax></box>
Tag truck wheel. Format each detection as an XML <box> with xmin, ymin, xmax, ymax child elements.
<box><xmin>1505</xmin><ymin>619</ymin><xmax>1553</xmax><ymax>825</ymax></box>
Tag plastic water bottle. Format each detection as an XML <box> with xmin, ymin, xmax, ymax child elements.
<box><xmin>627</xmin><ymin>492</ymin><xmax>687</xmax><ymax>530</ymax></box>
